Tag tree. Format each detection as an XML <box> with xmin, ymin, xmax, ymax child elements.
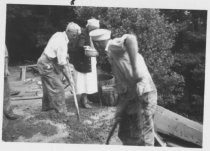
<box><xmin>161</xmin><ymin>10</ymin><xmax>207</xmax><ymax>122</ymax></box>
<box><xmin>6</xmin><ymin>4</ymin><xmax>76</xmax><ymax>64</ymax></box>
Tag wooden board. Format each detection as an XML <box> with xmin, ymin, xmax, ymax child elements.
<box><xmin>11</xmin><ymin>95</ymin><xmax>42</xmax><ymax>101</ymax></box>
<box><xmin>155</xmin><ymin>105</ymin><xmax>203</xmax><ymax>147</ymax></box>
<box><xmin>19</xmin><ymin>64</ymin><xmax>38</xmax><ymax>81</ymax></box>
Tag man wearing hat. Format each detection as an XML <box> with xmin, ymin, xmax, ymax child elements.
<box><xmin>37</xmin><ymin>22</ymin><xmax>81</xmax><ymax>114</ymax></box>
<box><xmin>70</xmin><ymin>19</ymin><xmax>99</xmax><ymax>108</ymax></box>
<box><xmin>90</xmin><ymin>29</ymin><xmax>157</xmax><ymax>146</ymax></box>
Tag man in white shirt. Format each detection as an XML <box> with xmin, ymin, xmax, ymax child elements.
<box><xmin>37</xmin><ymin>22</ymin><xmax>81</xmax><ymax>114</ymax></box>
<box><xmin>90</xmin><ymin>29</ymin><xmax>157</xmax><ymax>146</ymax></box>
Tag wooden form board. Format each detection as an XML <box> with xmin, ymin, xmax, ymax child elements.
<box><xmin>154</xmin><ymin>105</ymin><xmax>203</xmax><ymax>146</ymax></box>
<box><xmin>19</xmin><ymin>64</ymin><xmax>37</xmax><ymax>81</ymax></box>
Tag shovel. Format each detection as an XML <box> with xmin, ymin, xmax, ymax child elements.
<box><xmin>66</xmin><ymin>61</ymin><xmax>80</xmax><ymax>122</ymax></box>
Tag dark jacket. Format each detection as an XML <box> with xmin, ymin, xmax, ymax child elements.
<box><xmin>69</xmin><ymin>29</ymin><xmax>92</xmax><ymax>73</ymax></box>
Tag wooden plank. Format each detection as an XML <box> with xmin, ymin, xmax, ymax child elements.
<box><xmin>19</xmin><ymin>64</ymin><xmax>38</xmax><ymax>81</ymax></box>
<box><xmin>154</xmin><ymin>132</ymin><xmax>166</xmax><ymax>147</ymax></box>
<box><xmin>158</xmin><ymin>133</ymin><xmax>201</xmax><ymax>148</ymax></box>
<box><xmin>19</xmin><ymin>64</ymin><xmax>37</xmax><ymax>68</ymax></box>
<box><xmin>11</xmin><ymin>95</ymin><xmax>42</xmax><ymax>101</ymax></box>
<box><xmin>166</xmin><ymin>141</ymin><xmax>184</xmax><ymax>147</ymax></box>
<box><xmin>20</xmin><ymin>66</ymin><xmax>26</xmax><ymax>81</ymax></box>
<box><xmin>154</xmin><ymin>105</ymin><xmax>203</xmax><ymax>146</ymax></box>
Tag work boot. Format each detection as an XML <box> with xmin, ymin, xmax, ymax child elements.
<box><xmin>80</xmin><ymin>94</ymin><xmax>92</xmax><ymax>109</ymax></box>
<box><xmin>4</xmin><ymin>110</ymin><xmax>19</xmax><ymax>120</ymax></box>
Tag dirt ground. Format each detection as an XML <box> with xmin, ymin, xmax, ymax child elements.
<box><xmin>2</xmin><ymin>66</ymin><xmax>122</xmax><ymax>145</ymax></box>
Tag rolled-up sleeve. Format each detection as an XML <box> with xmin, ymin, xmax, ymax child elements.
<box><xmin>56</xmin><ymin>40</ymin><xmax>68</xmax><ymax>66</ymax></box>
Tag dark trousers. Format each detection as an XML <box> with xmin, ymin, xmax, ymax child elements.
<box><xmin>37</xmin><ymin>54</ymin><xmax>67</xmax><ymax>113</ymax></box>
<box><xmin>118</xmin><ymin>91</ymin><xmax>157</xmax><ymax>146</ymax></box>
<box><xmin>40</xmin><ymin>74</ymin><xmax>66</xmax><ymax>112</ymax></box>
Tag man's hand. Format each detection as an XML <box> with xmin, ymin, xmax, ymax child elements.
<box><xmin>62</xmin><ymin>62</ymin><xmax>75</xmax><ymax>88</ymax></box>
<box><xmin>136</xmin><ymin>82</ymin><xmax>144</xmax><ymax>96</ymax></box>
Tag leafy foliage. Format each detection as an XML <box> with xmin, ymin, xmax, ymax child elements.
<box><xmin>6</xmin><ymin>5</ymin><xmax>76</xmax><ymax>64</ymax></box>
<box><xmin>162</xmin><ymin>10</ymin><xmax>207</xmax><ymax>122</ymax></box>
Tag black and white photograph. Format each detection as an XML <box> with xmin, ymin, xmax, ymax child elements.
<box><xmin>0</xmin><ymin>0</ymin><xmax>209</xmax><ymax>150</ymax></box>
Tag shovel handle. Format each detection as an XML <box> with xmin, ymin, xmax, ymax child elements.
<box><xmin>66</xmin><ymin>61</ymin><xmax>80</xmax><ymax>121</ymax></box>
<box><xmin>72</xmin><ymin>86</ymin><xmax>80</xmax><ymax>121</ymax></box>
<box><xmin>106</xmin><ymin>121</ymin><xmax>119</xmax><ymax>145</ymax></box>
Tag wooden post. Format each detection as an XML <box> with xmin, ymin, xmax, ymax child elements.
<box><xmin>155</xmin><ymin>105</ymin><xmax>203</xmax><ymax>146</ymax></box>
<box><xmin>20</xmin><ymin>66</ymin><xmax>26</xmax><ymax>81</ymax></box>
<box><xmin>19</xmin><ymin>65</ymin><xmax>37</xmax><ymax>81</ymax></box>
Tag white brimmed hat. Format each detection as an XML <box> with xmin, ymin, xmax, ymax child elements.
<box><xmin>89</xmin><ymin>29</ymin><xmax>111</xmax><ymax>41</ymax></box>
<box><xmin>86</xmin><ymin>18</ymin><xmax>100</xmax><ymax>28</ymax></box>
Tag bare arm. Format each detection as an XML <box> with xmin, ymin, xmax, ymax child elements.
<box><xmin>61</xmin><ymin>61</ymin><xmax>74</xmax><ymax>87</ymax></box>
<box><xmin>124</xmin><ymin>34</ymin><xmax>149</xmax><ymax>96</ymax></box>
<box><xmin>124</xmin><ymin>34</ymin><xmax>141</xmax><ymax>81</ymax></box>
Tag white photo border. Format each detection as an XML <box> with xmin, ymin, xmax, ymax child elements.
<box><xmin>0</xmin><ymin>0</ymin><xmax>209</xmax><ymax>151</ymax></box>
